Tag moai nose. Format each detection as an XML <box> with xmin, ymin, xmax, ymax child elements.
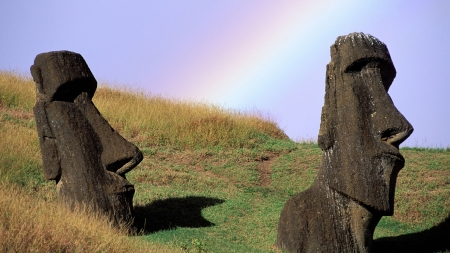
<box><xmin>358</xmin><ymin>66</ymin><xmax>414</xmax><ymax>150</ymax></box>
<box><xmin>374</xmin><ymin>95</ymin><xmax>413</xmax><ymax>149</ymax></box>
<box><xmin>380</xmin><ymin>127</ymin><xmax>413</xmax><ymax>149</ymax></box>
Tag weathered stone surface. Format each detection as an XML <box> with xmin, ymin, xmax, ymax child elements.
<box><xmin>277</xmin><ymin>33</ymin><xmax>413</xmax><ymax>252</ymax></box>
<box><xmin>32</xmin><ymin>51</ymin><xmax>143</xmax><ymax>226</ymax></box>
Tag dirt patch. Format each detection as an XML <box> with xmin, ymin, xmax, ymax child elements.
<box><xmin>257</xmin><ymin>153</ymin><xmax>280</xmax><ymax>187</ymax></box>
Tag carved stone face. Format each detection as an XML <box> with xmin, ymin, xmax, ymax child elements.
<box><xmin>32</xmin><ymin>51</ymin><xmax>142</xmax><ymax>180</ymax></box>
<box><xmin>318</xmin><ymin>33</ymin><xmax>413</xmax><ymax>214</ymax></box>
<box><xmin>32</xmin><ymin>51</ymin><xmax>142</xmax><ymax>224</ymax></box>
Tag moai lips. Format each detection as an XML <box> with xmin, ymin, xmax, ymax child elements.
<box><xmin>277</xmin><ymin>33</ymin><xmax>413</xmax><ymax>252</ymax></box>
<box><xmin>32</xmin><ymin>51</ymin><xmax>143</xmax><ymax>226</ymax></box>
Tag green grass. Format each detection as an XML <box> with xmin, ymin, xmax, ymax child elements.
<box><xmin>1</xmin><ymin>71</ymin><xmax>449</xmax><ymax>252</ymax></box>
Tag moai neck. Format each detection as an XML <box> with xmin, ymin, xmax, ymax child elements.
<box><xmin>318</xmin><ymin>178</ymin><xmax>382</xmax><ymax>253</ymax></box>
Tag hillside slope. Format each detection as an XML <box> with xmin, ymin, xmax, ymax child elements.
<box><xmin>1</xmin><ymin>71</ymin><xmax>449</xmax><ymax>252</ymax></box>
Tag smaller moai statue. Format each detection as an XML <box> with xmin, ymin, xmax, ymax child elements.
<box><xmin>31</xmin><ymin>51</ymin><xmax>143</xmax><ymax>226</ymax></box>
<box><xmin>277</xmin><ymin>33</ymin><xmax>413</xmax><ymax>252</ymax></box>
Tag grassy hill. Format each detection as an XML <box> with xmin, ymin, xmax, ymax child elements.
<box><xmin>1</xmin><ymin>70</ymin><xmax>449</xmax><ymax>252</ymax></box>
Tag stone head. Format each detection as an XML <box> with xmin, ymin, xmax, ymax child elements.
<box><xmin>318</xmin><ymin>33</ymin><xmax>413</xmax><ymax>214</ymax></box>
<box><xmin>31</xmin><ymin>51</ymin><xmax>142</xmax><ymax>177</ymax></box>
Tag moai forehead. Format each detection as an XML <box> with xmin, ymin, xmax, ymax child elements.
<box><xmin>31</xmin><ymin>51</ymin><xmax>97</xmax><ymax>102</ymax></box>
<box><xmin>330</xmin><ymin>32</ymin><xmax>396</xmax><ymax>90</ymax></box>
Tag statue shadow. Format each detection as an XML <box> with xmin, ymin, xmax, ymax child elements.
<box><xmin>374</xmin><ymin>215</ymin><xmax>450</xmax><ymax>253</ymax></box>
<box><xmin>132</xmin><ymin>196</ymin><xmax>224</xmax><ymax>234</ymax></box>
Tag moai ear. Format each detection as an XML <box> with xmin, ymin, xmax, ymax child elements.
<box><xmin>33</xmin><ymin>101</ymin><xmax>61</xmax><ymax>180</ymax></box>
<box><xmin>317</xmin><ymin>64</ymin><xmax>335</xmax><ymax>151</ymax></box>
<box><xmin>30</xmin><ymin>64</ymin><xmax>44</xmax><ymax>94</ymax></box>
<box><xmin>318</xmin><ymin>105</ymin><xmax>333</xmax><ymax>150</ymax></box>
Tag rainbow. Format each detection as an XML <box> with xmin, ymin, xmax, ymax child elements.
<box><xmin>137</xmin><ymin>1</ymin><xmax>410</xmax><ymax>139</ymax></box>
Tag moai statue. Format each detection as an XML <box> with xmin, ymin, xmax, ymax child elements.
<box><xmin>31</xmin><ymin>51</ymin><xmax>143</xmax><ymax>226</ymax></box>
<box><xmin>277</xmin><ymin>33</ymin><xmax>413</xmax><ymax>252</ymax></box>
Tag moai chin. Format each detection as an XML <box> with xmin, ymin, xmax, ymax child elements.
<box><xmin>277</xmin><ymin>33</ymin><xmax>413</xmax><ymax>252</ymax></box>
<box><xmin>31</xmin><ymin>51</ymin><xmax>143</xmax><ymax>226</ymax></box>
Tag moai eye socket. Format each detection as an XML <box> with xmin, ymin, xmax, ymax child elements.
<box><xmin>51</xmin><ymin>80</ymin><xmax>95</xmax><ymax>102</ymax></box>
<box><xmin>345</xmin><ymin>58</ymin><xmax>395</xmax><ymax>91</ymax></box>
<box><xmin>345</xmin><ymin>58</ymin><xmax>379</xmax><ymax>73</ymax></box>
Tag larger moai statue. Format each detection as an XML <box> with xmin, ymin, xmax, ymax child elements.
<box><xmin>31</xmin><ymin>51</ymin><xmax>143</xmax><ymax>226</ymax></box>
<box><xmin>277</xmin><ymin>33</ymin><xmax>414</xmax><ymax>252</ymax></box>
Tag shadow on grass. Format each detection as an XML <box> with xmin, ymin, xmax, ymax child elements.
<box><xmin>133</xmin><ymin>196</ymin><xmax>224</xmax><ymax>234</ymax></box>
<box><xmin>374</xmin><ymin>215</ymin><xmax>450</xmax><ymax>253</ymax></box>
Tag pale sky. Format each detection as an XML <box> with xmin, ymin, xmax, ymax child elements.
<box><xmin>1</xmin><ymin>0</ymin><xmax>449</xmax><ymax>147</ymax></box>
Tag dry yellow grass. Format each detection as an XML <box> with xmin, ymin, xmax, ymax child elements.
<box><xmin>0</xmin><ymin>70</ymin><xmax>288</xmax><ymax>149</ymax></box>
<box><xmin>0</xmin><ymin>110</ymin><xmax>40</xmax><ymax>183</ymax></box>
<box><xmin>0</xmin><ymin>182</ymin><xmax>180</xmax><ymax>253</ymax></box>
<box><xmin>93</xmin><ymin>85</ymin><xmax>288</xmax><ymax>148</ymax></box>
<box><xmin>0</xmin><ymin>70</ymin><xmax>35</xmax><ymax>111</ymax></box>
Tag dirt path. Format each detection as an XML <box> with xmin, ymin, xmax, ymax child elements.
<box><xmin>257</xmin><ymin>153</ymin><xmax>280</xmax><ymax>187</ymax></box>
